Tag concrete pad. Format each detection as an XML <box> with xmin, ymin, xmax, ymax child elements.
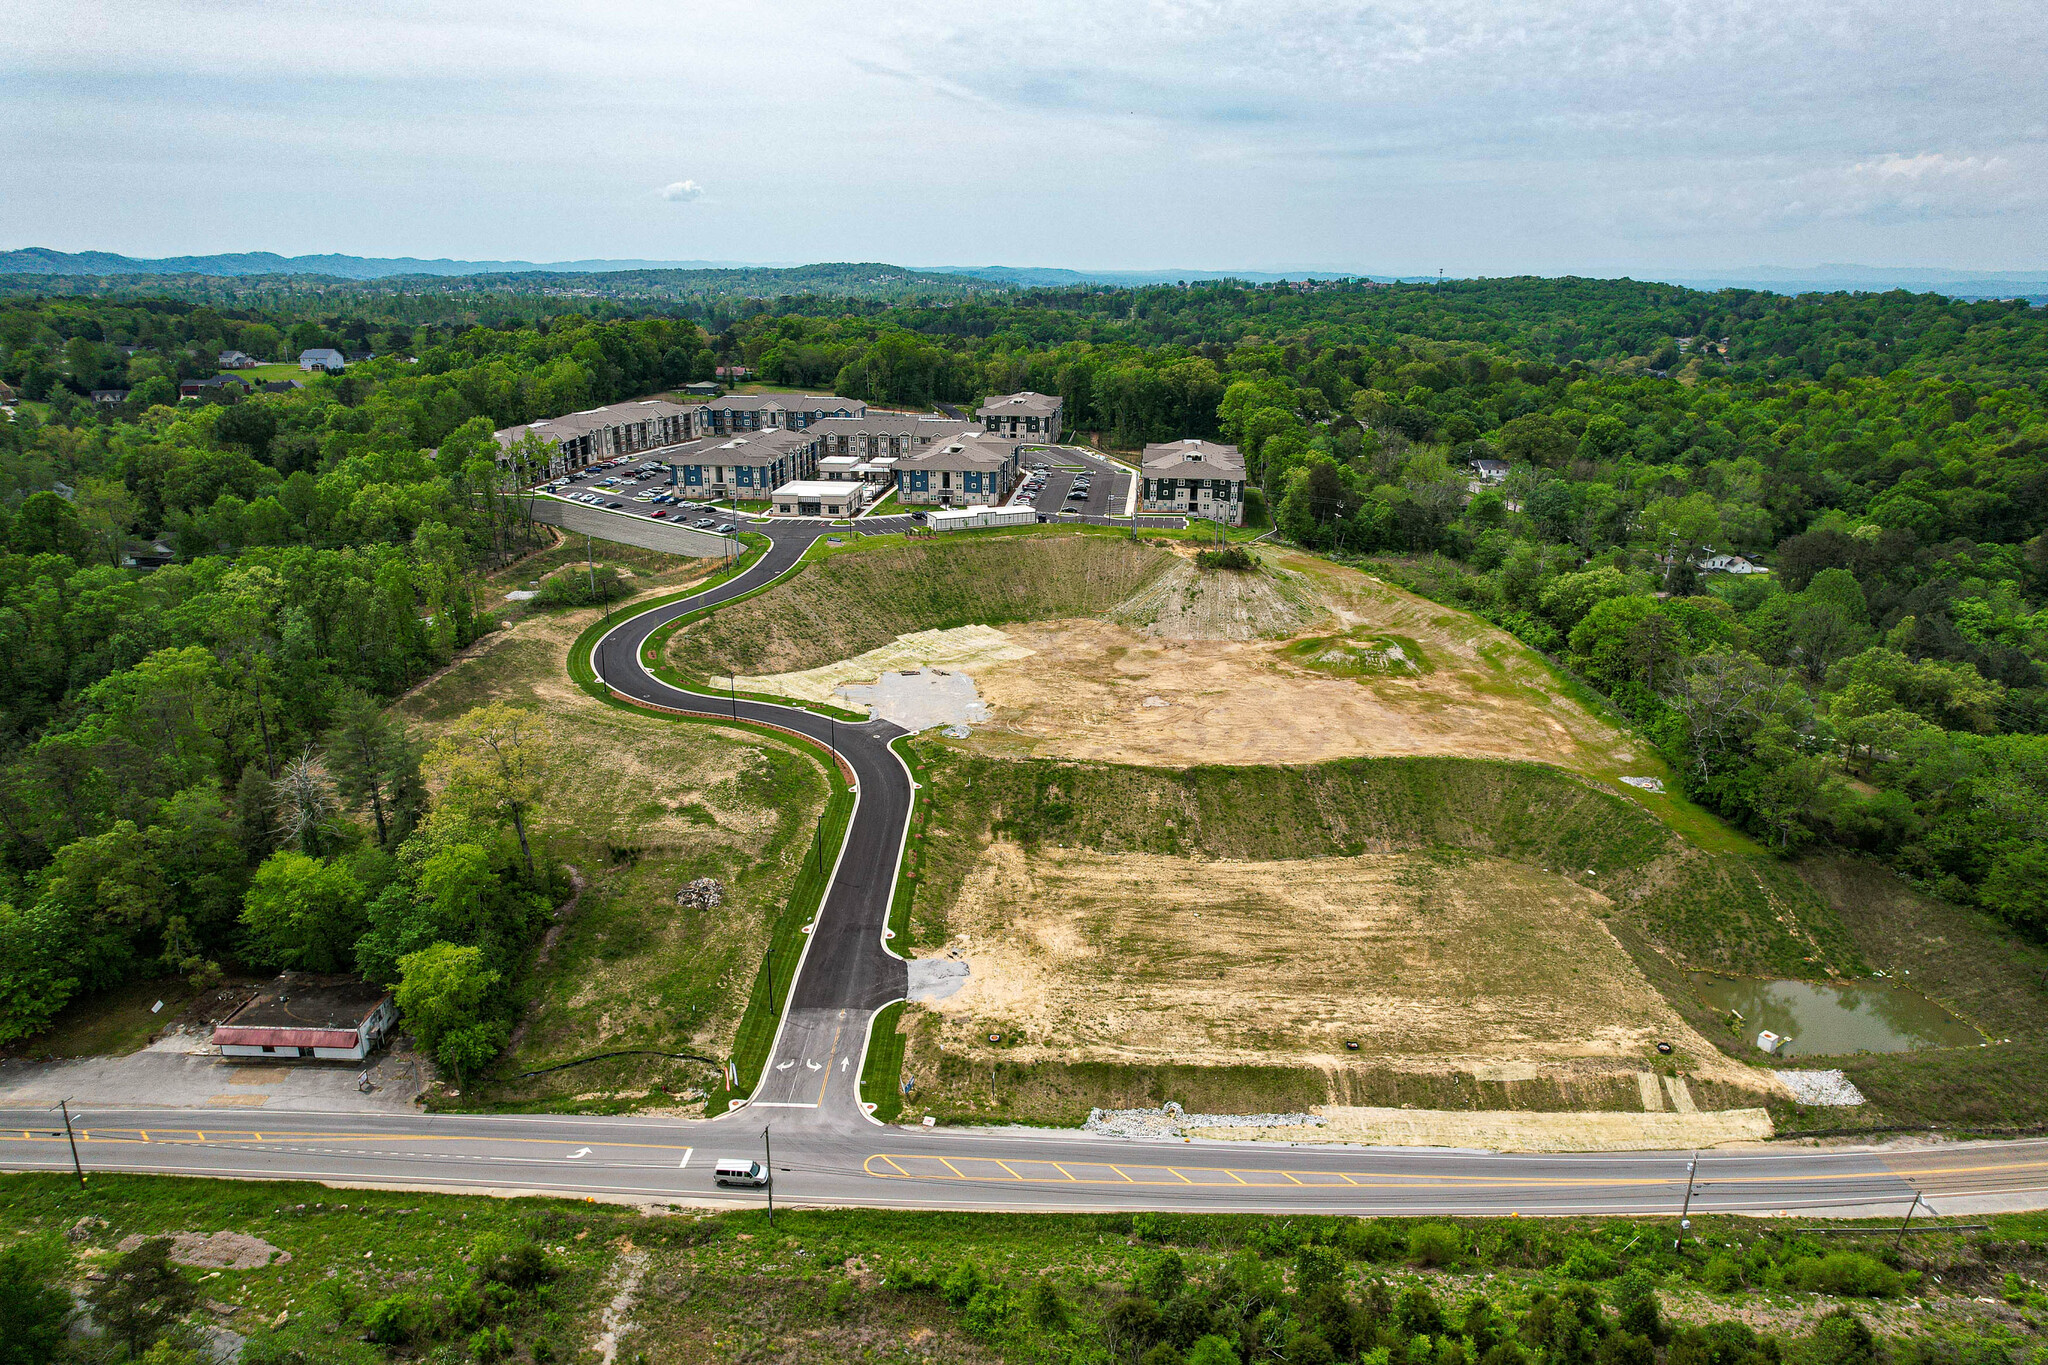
<box><xmin>1664</xmin><ymin>1075</ymin><xmax>1698</xmax><ymax>1113</ymax></box>
<box><xmin>1207</xmin><ymin>1105</ymin><xmax>1774</xmax><ymax>1151</ymax></box>
<box><xmin>733</xmin><ymin>624</ymin><xmax>1034</xmax><ymax>705</ymax></box>
<box><xmin>908</xmin><ymin>958</ymin><xmax>972</xmax><ymax>1002</ymax></box>
<box><xmin>1637</xmin><ymin>1072</ymin><xmax>1665</xmax><ymax>1111</ymax></box>
<box><xmin>839</xmin><ymin>670</ymin><xmax>991</xmax><ymax>733</ymax></box>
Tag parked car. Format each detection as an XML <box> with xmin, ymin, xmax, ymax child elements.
<box><xmin>715</xmin><ymin>523</ymin><xmax>736</xmax><ymax>533</ymax></box>
<box><xmin>607</xmin><ymin>501</ymin><xmax>623</xmax><ymax>508</ymax></box>
<box><xmin>652</xmin><ymin>510</ymin><xmax>668</xmax><ymax>518</ymax></box>
<box><xmin>693</xmin><ymin>518</ymin><xmax>714</xmax><ymax>528</ymax></box>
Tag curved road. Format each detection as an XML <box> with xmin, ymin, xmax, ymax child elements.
<box><xmin>4</xmin><ymin>520</ymin><xmax>2046</xmax><ymax>1220</ymax></box>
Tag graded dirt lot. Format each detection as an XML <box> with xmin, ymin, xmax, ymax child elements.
<box><xmin>960</xmin><ymin>546</ymin><xmax>1651</xmax><ymax>781</ymax></box>
<box><xmin>682</xmin><ymin>534</ymin><xmax>1664</xmax><ymax>791</ymax></box>
<box><xmin>911</xmin><ymin>844</ymin><xmax>1763</xmax><ymax>1096</ymax></box>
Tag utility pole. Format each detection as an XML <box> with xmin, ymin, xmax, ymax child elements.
<box><xmin>1674</xmin><ymin>1153</ymin><xmax>1697</xmax><ymax>1249</ymax></box>
<box><xmin>57</xmin><ymin>1100</ymin><xmax>84</xmax><ymax>1187</ymax></box>
<box><xmin>1896</xmin><ymin>1192</ymin><xmax>1922</xmax><ymax>1249</ymax></box>
<box><xmin>762</xmin><ymin>1126</ymin><xmax>774</xmax><ymax>1224</ymax></box>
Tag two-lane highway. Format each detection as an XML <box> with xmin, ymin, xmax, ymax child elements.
<box><xmin>5</xmin><ymin>516</ymin><xmax>2046</xmax><ymax>1220</ymax></box>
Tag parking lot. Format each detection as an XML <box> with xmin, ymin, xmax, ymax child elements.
<box><xmin>1012</xmin><ymin>446</ymin><xmax>1131</xmax><ymax>521</ymax></box>
<box><xmin>534</xmin><ymin>457</ymin><xmax>745</xmax><ymax>532</ymax></box>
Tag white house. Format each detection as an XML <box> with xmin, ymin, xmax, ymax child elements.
<box><xmin>298</xmin><ymin>348</ymin><xmax>347</xmax><ymax>372</ymax></box>
<box><xmin>1700</xmin><ymin>552</ymin><xmax>1768</xmax><ymax>575</ymax></box>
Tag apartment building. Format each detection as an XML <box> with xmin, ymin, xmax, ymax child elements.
<box><xmin>701</xmin><ymin>393</ymin><xmax>868</xmax><ymax>435</ymax></box>
<box><xmin>976</xmin><ymin>390</ymin><xmax>1063</xmax><ymax>443</ymax></box>
<box><xmin>494</xmin><ymin>399</ymin><xmax>704</xmax><ymax>476</ymax></box>
<box><xmin>896</xmin><ymin>430</ymin><xmax>1022</xmax><ymax>507</ymax></box>
<box><xmin>672</xmin><ymin>428</ymin><xmax>820</xmax><ymax>500</ymax></box>
<box><xmin>1141</xmin><ymin>438</ymin><xmax>1247</xmax><ymax>525</ymax></box>
<box><xmin>811</xmin><ymin>413</ymin><xmax>972</xmax><ymax>462</ymax></box>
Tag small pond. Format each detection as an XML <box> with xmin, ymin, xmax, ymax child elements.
<box><xmin>1690</xmin><ymin>974</ymin><xmax>1982</xmax><ymax>1056</ymax></box>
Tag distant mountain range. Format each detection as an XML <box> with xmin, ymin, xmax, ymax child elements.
<box><xmin>1648</xmin><ymin>265</ymin><xmax>2048</xmax><ymax>300</ymax></box>
<box><xmin>2</xmin><ymin>248</ymin><xmax>2041</xmax><ymax>301</ymax></box>
<box><xmin>0</xmin><ymin>248</ymin><xmax>775</xmax><ymax>279</ymax></box>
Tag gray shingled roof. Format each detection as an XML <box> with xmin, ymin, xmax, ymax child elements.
<box><xmin>1141</xmin><ymin>438</ymin><xmax>1244</xmax><ymax>475</ymax></box>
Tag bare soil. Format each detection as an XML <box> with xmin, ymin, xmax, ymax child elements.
<box><xmin>911</xmin><ymin>844</ymin><xmax>1767</xmax><ymax>1095</ymax></box>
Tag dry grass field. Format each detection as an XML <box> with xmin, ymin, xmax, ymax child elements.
<box><xmin>394</xmin><ymin>565</ymin><xmax>833</xmax><ymax>1111</ymax></box>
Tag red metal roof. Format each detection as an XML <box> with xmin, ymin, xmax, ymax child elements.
<box><xmin>214</xmin><ymin>1026</ymin><xmax>363</xmax><ymax>1048</ymax></box>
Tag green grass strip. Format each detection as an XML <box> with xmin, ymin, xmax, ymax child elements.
<box><xmin>705</xmin><ymin>773</ymin><xmax>856</xmax><ymax>1111</ymax></box>
<box><xmin>858</xmin><ymin>1001</ymin><xmax>908</xmax><ymax>1123</ymax></box>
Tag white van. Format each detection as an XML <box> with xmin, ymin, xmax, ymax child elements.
<box><xmin>713</xmin><ymin>1158</ymin><xmax>768</xmax><ymax>1187</ymax></box>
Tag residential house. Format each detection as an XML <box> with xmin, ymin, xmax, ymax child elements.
<box><xmin>767</xmin><ymin>479</ymin><xmax>868</xmax><ymax>518</ymax></box>
<box><xmin>895</xmin><ymin>430</ymin><xmax>1021</xmax><ymax>507</ymax></box>
<box><xmin>179</xmin><ymin>374</ymin><xmax>251</xmax><ymax>400</ymax></box>
<box><xmin>213</xmin><ymin>974</ymin><xmax>396</xmax><ymax>1062</ymax></box>
<box><xmin>90</xmin><ymin>388</ymin><xmax>131</xmax><ymax>404</ymax></box>
<box><xmin>681</xmin><ymin>380</ymin><xmax>722</xmax><ymax>397</ymax></box>
<box><xmin>259</xmin><ymin>379</ymin><xmax>304</xmax><ymax>394</ymax></box>
<box><xmin>976</xmin><ymin>390</ymin><xmax>1063</xmax><ymax>443</ymax></box>
<box><xmin>120</xmin><ymin>539</ymin><xmax>177</xmax><ymax>570</ymax></box>
<box><xmin>1141</xmin><ymin>438</ymin><xmax>1247</xmax><ymax>525</ymax></box>
<box><xmin>298</xmin><ymin>348</ymin><xmax>346</xmax><ymax>372</ymax></box>
<box><xmin>672</xmin><ymin>428</ymin><xmax>820</xmax><ymax>500</ymax></box>
<box><xmin>218</xmin><ymin>349</ymin><xmax>258</xmax><ymax>369</ymax></box>
<box><xmin>493</xmin><ymin>399</ymin><xmax>705</xmax><ymax>477</ymax></box>
<box><xmin>1471</xmin><ymin>458</ymin><xmax>1510</xmax><ymax>483</ymax></box>
<box><xmin>701</xmin><ymin>393</ymin><xmax>867</xmax><ymax>435</ymax></box>
<box><xmin>1700</xmin><ymin>552</ymin><xmax>1768</xmax><ymax>575</ymax></box>
<box><xmin>715</xmin><ymin>365</ymin><xmax>755</xmax><ymax>380</ymax></box>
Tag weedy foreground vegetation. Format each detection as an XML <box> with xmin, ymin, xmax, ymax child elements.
<box><xmin>1</xmin><ymin>1174</ymin><xmax>2042</xmax><ymax>1365</ymax></box>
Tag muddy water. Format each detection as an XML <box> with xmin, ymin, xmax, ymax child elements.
<box><xmin>1691</xmin><ymin>974</ymin><xmax>1981</xmax><ymax>1056</ymax></box>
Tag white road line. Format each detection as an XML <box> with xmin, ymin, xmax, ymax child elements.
<box><xmin>679</xmin><ymin>1147</ymin><xmax>693</xmax><ymax>1169</ymax></box>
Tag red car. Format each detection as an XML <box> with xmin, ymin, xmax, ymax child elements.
<box><xmin>652</xmin><ymin>510</ymin><xmax>668</xmax><ymax>518</ymax></box>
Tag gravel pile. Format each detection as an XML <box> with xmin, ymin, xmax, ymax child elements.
<box><xmin>676</xmin><ymin>878</ymin><xmax>724</xmax><ymax>910</ymax></box>
<box><xmin>1776</xmin><ymin>1070</ymin><xmax>1867</xmax><ymax>1106</ymax></box>
<box><xmin>1085</xmin><ymin>1101</ymin><xmax>1324</xmax><ymax>1139</ymax></box>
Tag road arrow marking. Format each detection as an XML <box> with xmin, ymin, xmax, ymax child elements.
<box><xmin>566</xmin><ymin>1148</ymin><xmax>591</xmax><ymax>1159</ymax></box>
<box><xmin>806</xmin><ymin>1060</ymin><xmax>821</xmax><ymax>1072</ymax></box>
<box><xmin>841</xmin><ymin>1057</ymin><xmax>850</xmax><ymax>1072</ymax></box>
<box><xmin>776</xmin><ymin>1061</ymin><xmax>795</xmax><ymax>1072</ymax></box>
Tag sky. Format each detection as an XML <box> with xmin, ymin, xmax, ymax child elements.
<box><xmin>5</xmin><ymin>0</ymin><xmax>2046</xmax><ymax>276</ymax></box>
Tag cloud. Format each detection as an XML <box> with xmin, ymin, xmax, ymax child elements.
<box><xmin>658</xmin><ymin>179</ymin><xmax>705</xmax><ymax>203</ymax></box>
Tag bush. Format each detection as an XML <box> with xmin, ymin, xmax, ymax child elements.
<box><xmin>1188</xmin><ymin>1336</ymin><xmax>1242</xmax><ymax>1365</ymax></box>
<box><xmin>825</xmin><ymin>1279</ymin><xmax>856</xmax><ymax>1316</ymax></box>
<box><xmin>1702</xmin><ymin>1253</ymin><xmax>1745</xmax><ymax>1292</ymax></box>
<box><xmin>883</xmin><ymin>1260</ymin><xmax>940</xmax><ymax>1294</ymax></box>
<box><xmin>1407</xmin><ymin>1223</ymin><xmax>1463</xmax><ymax>1268</ymax></box>
<box><xmin>475</xmin><ymin>1239</ymin><xmax>559</xmax><ymax>1291</ymax></box>
<box><xmin>362</xmin><ymin>1294</ymin><xmax>431</xmax><ymax>1346</ymax></box>
<box><xmin>1028</xmin><ymin>1276</ymin><xmax>1069</xmax><ymax>1331</ymax></box>
<box><xmin>1195</xmin><ymin>545</ymin><xmax>1255</xmax><ymax>571</ymax></box>
<box><xmin>535</xmin><ymin>565</ymin><xmax>631</xmax><ymax>608</ymax></box>
<box><xmin>1137</xmin><ymin>1249</ymin><xmax>1186</xmax><ymax>1302</ymax></box>
<box><xmin>940</xmin><ymin>1259</ymin><xmax>986</xmax><ymax>1307</ymax></box>
<box><xmin>1341</xmin><ymin>1219</ymin><xmax>1405</xmax><ymax>1262</ymax></box>
<box><xmin>1787</xmin><ymin>1252</ymin><xmax>1908</xmax><ymax>1298</ymax></box>
<box><xmin>961</xmin><ymin>1285</ymin><xmax>1011</xmax><ymax>1337</ymax></box>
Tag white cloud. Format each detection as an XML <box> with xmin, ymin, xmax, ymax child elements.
<box><xmin>659</xmin><ymin>180</ymin><xmax>705</xmax><ymax>203</ymax></box>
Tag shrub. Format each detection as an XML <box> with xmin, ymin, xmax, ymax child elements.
<box><xmin>961</xmin><ymin>1285</ymin><xmax>1011</xmax><ymax>1337</ymax></box>
<box><xmin>1561</xmin><ymin>1245</ymin><xmax>1618</xmax><ymax>1281</ymax></box>
<box><xmin>825</xmin><ymin>1279</ymin><xmax>856</xmax><ymax>1316</ymax></box>
<box><xmin>535</xmin><ymin>565</ymin><xmax>630</xmax><ymax>608</ymax></box>
<box><xmin>1195</xmin><ymin>545</ymin><xmax>1255</xmax><ymax>571</ymax></box>
<box><xmin>1341</xmin><ymin>1219</ymin><xmax>1404</xmax><ymax>1262</ymax></box>
<box><xmin>1702</xmin><ymin>1253</ymin><xmax>1745</xmax><ymax>1292</ymax></box>
<box><xmin>1187</xmin><ymin>1335</ymin><xmax>1242</xmax><ymax>1365</ymax></box>
<box><xmin>469</xmin><ymin>1324</ymin><xmax>516</xmax><ymax>1362</ymax></box>
<box><xmin>1806</xmin><ymin>1307</ymin><xmax>1877</xmax><ymax>1365</ymax></box>
<box><xmin>940</xmin><ymin>1259</ymin><xmax>986</xmax><ymax>1308</ymax></box>
<box><xmin>882</xmin><ymin>1260</ymin><xmax>940</xmax><ymax>1294</ymax></box>
<box><xmin>362</xmin><ymin>1294</ymin><xmax>431</xmax><ymax>1346</ymax></box>
<box><xmin>475</xmin><ymin>1239</ymin><xmax>559</xmax><ymax>1292</ymax></box>
<box><xmin>1407</xmin><ymin>1223</ymin><xmax>1463</xmax><ymax>1268</ymax></box>
<box><xmin>1028</xmin><ymin>1276</ymin><xmax>1069</xmax><ymax>1331</ymax></box>
<box><xmin>1788</xmin><ymin>1252</ymin><xmax>1908</xmax><ymax>1298</ymax></box>
<box><xmin>1295</xmin><ymin>1244</ymin><xmax>1344</xmax><ymax>1296</ymax></box>
<box><xmin>1137</xmin><ymin>1249</ymin><xmax>1187</xmax><ymax>1302</ymax></box>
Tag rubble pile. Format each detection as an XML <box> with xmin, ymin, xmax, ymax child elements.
<box><xmin>676</xmin><ymin>878</ymin><xmax>725</xmax><ymax>910</ymax></box>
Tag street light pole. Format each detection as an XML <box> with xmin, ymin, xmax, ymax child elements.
<box><xmin>57</xmin><ymin>1099</ymin><xmax>84</xmax><ymax>1187</ymax></box>
<box><xmin>1674</xmin><ymin>1153</ymin><xmax>1698</xmax><ymax>1249</ymax></box>
<box><xmin>762</xmin><ymin>1126</ymin><xmax>774</xmax><ymax>1225</ymax></box>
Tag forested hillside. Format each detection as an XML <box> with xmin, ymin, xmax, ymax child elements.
<box><xmin>1</xmin><ymin>274</ymin><xmax>2044</xmax><ymax>1049</ymax></box>
<box><xmin>0</xmin><ymin>301</ymin><xmax>721</xmax><ymax>1051</ymax></box>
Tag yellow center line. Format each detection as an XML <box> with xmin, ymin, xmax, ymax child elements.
<box><xmin>0</xmin><ymin>1129</ymin><xmax>695</xmax><ymax>1154</ymax></box>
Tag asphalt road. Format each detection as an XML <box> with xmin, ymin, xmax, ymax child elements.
<box><xmin>5</xmin><ymin>515</ymin><xmax>2045</xmax><ymax>1219</ymax></box>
